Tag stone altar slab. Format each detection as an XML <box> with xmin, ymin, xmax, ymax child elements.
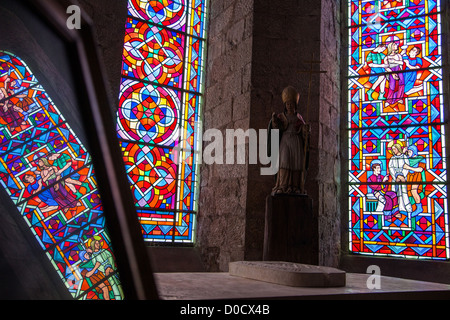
<box><xmin>229</xmin><ymin>261</ymin><xmax>346</xmax><ymax>287</ymax></box>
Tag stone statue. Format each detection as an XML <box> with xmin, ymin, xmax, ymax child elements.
<box><xmin>269</xmin><ymin>86</ymin><xmax>310</xmax><ymax>195</ymax></box>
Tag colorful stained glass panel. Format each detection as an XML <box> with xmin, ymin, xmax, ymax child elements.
<box><xmin>0</xmin><ymin>51</ymin><xmax>124</xmax><ymax>299</ymax></box>
<box><xmin>348</xmin><ymin>0</ymin><xmax>440</xmax><ymax>27</ymax></box>
<box><xmin>128</xmin><ymin>0</ymin><xmax>188</xmax><ymax>32</ymax></box>
<box><xmin>117</xmin><ymin>79</ymin><xmax>181</xmax><ymax>146</ymax></box>
<box><xmin>119</xmin><ymin>0</ymin><xmax>207</xmax><ymax>244</ymax></box>
<box><xmin>347</xmin><ymin>0</ymin><xmax>448</xmax><ymax>259</ymax></box>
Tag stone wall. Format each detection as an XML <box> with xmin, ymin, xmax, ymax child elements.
<box><xmin>199</xmin><ymin>0</ymin><xmax>342</xmax><ymax>271</ymax></box>
<box><xmin>196</xmin><ymin>0</ymin><xmax>254</xmax><ymax>271</ymax></box>
<box><xmin>247</xmin><ymin>0</ymin><xmax>341</xmax><ymax>267</ymax></box>
<box><xmin>75</xmin><ymin>0</ymin><xmax>343</xmax><ymax>272</ymax></box>
<box><xmin>318</xmin><ymin>0</ymin><xmax>341</xmax><ymax>267</ymax></box>
<box><xmin>247</xmin><ymin>0</ymin><xmax>323</xmax><ymax>264</ymax></box>
<box><xmin>0</xmin><ymin>0</ymin><xmax>343</xmax><ymax>282</ymax></box>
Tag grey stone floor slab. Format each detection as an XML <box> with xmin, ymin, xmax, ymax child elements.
<box><xmin>154</xmin><ymin>272</ymin><xmax>450</xmax><ymax>300</ymax></box>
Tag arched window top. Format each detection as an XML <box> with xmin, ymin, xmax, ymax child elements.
<box><xmin>0</xmin><ymin>51</ymin><xmax>124</xmax><ymax>300</ymax></box>
<box><xmin>347</xmin><ymin>0</ymin><xmax>448</xmax><ymax>260</ymax></box>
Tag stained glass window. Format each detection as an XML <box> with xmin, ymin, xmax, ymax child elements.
<box><xmin>347</xmin><ymin>0</ymin><xmax>448</xmax><ymax>259</ymax></box>
<box><xmin>118</xmin><ymin>0</ymin><xmax>208</xmax><ymax>243</ymax></box>
<box><xmin>0</xmin><ymin>51</ymin><xmax>124</xmax><ymax>299</ymax></box>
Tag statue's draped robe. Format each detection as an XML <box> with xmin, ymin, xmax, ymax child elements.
<box><xmin>269</xmin><ymin>111</ymin><xmax>309</xmax><ymax>194</ymax></box>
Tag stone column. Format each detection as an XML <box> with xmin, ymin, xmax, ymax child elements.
<box><xmin>246</xmin><ymin>0</ymin><xmax>342</xmax><ymax>267</ymax></box>
<box><xmin>317</xmin><ymin>0</ymin><xmax>342</xmax><ymax>267</ymax></box>
<box><xmin>197</xmin><ymin>0</ymin><xmax>254</xmax><ymax>271</ymax></box>
<box><xmin>198</xmin><ymin>0</ymin><xmax>341</xmax><ymax>270</ymax></box>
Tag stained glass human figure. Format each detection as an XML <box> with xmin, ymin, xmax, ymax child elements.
<box><xmin>22</xmin><ymin>173</ymin><xmax>59</xmax><ymax>216</ymax></box>
<box><xmin>47</xmin><ymin>152</ymin><xmax>84</xmax><ymax>195</ymax></box>
<box><xmin>384</xmin><ymin>42</ymin><xmax>405</xmax><ymax>107</ymax></box>
<box><xmin>402</xmin><ymin>46</ymin><xmax>423</xmax><ymax>96</ymax></box>
<box><xmin>368</xmin><ymin>160</ymin><xmax>399</xmax><ymax>222</ymax></box>
<box><xmin>0</xmin><ymin>76</ymin><xmax>29</xmax><ymax>129</ymax></box>
<box><xmin>388</xmin><ymin>143</ymin><xmax>412</xmax><ymax>216</ymax></box>
<box><xmin>348</xmin><ymin>0</ymin><xmax>447</xmax><ymax>259</ymax></box>
<box><xmin>404</xmin><ymin>145</ymin><xmax>427</xmax><ymax>217</ymax></box>
<box><xmin>366</xmin><ymin>44</ymin><xmax>387</xmax><ymax>101</ymax></box>
<box><xmin>36</xmin><ymin>157</ymin><xmax>80</xmax><ymax>214</ymax></box>
<box><xmin>79</xmin><ymin>236</ymin><xmax>123</xmax><ymax>300</ymax></box>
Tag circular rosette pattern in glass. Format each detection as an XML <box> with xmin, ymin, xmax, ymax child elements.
<box><xmin>117</xmin><ymin>80</ymin><xmax>180</xmax><ymax>146</ymax></box>
<box><xmin>122</xmin><ymin>141</ymin><xmax>177</xmax><ymax>210</ymax></box>
<box><xmin>122</xmin><ymin>19</ymin><xmax>185</xmax><ymax>88</ymax></box>
<box><xmin>128</xmin><ymin>0</ymin><xmax>187</xmax><ymax>32</ymax></box>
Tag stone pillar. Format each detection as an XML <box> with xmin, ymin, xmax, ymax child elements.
<box><xmin>198</xmin><ymin>0</ymin><xmax>341</xmax><ymax>271</ymax></box>
<box><xmin>197</xmin><ymin>0</ymin><xmax>254</xmax><ymax>271</ymax></box>
<box><xmin>317</xmin><ymin>0</ymin><xmax>342</xmax><ymax>267</ymax></box>
<box><xmin>246</xmin><ymin>0</ymin><xmax>342</xmax><ymax>267</ymax></box>
<box><xmin>263</xmin><ymin>195</ymin><xmax>317</xmax><ymax>265</ymax></box>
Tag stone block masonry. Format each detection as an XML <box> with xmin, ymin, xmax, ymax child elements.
<box><xmin>199</xmin><ymin>0</ymin><xmax>342</xmax><ymax>271</ymax></box>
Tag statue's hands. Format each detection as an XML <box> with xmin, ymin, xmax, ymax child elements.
<box><xmin>272</xmin><ymin>112</ymin><xmax>281</xmax><ymax>128</ymax></box>
<box><xmin>301</xmin><ymin>124</ymin><xmax>311</xmax><ymax>137</ymax></box>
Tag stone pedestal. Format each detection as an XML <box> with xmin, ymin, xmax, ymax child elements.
<box><xmin>263</xmin><ymin>194</ymin><xmax>318</xmax><ymax>265</ymax></box>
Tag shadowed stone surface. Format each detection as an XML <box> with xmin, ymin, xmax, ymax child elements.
<box><xmin>229</xmin><ymin>261</ymin><xmax>346</xmax><ymax>287</ymax></box>
<box><xmin>264</xmin><ymin>195</ymin><xmax>317</xmax><ymax>264</ymax></box>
